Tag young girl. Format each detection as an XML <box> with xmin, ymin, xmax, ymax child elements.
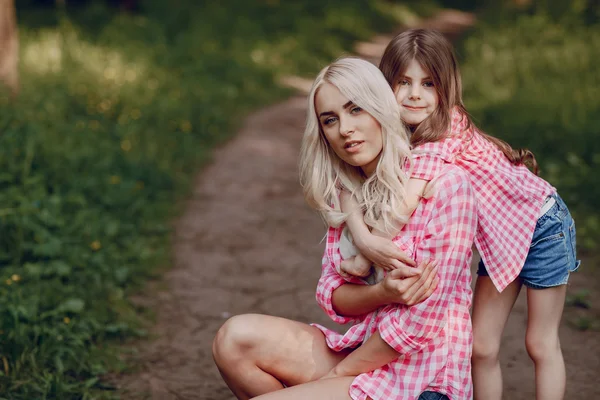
<box><xmin>344</xmin><ymin>29</ymin><xmax>580</xmax><ymax>400</ymax></box>
<box><xmin>212</xmin><ymin>57</ymin><xmax>477</xmax><ymax>400</ymax></box>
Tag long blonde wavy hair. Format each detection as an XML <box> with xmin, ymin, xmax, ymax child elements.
<box><xmin>299</xmin><ymin>57</ymin><xmax>412</xmax><ymax>235</ymax></box>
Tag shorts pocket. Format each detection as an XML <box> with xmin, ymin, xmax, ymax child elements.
<box><xmin>530</xmin><ymin>231</ymin><xmax>565</xmax><ymax>249</ymax></box>
<box><xmin>567</xmin><ymin>220</ymin><xmax>581</xmax><ymax>272</ymax></box>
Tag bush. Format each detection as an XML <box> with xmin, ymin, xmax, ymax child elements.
<box><xmin>0</xmin><ymin>1</ymin><xmax>399</xmax><ymax>398</ymax></box>
<box><xmin>458</xmin><ymin>12</ymin><xmax>600</xmax><ymax>249</ymax></box>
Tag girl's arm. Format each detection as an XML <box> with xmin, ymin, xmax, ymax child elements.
<box><xmin>403</xmin><ymin>178</ymin><xmax>429</xmax><ymax>215</ymax></box>
<box><xmin>340</xmin><ymin>180</ymin><xmax>429</xmax><ymax>270</ymax></box>
<box><xmin>341</xmin><ymin>191</ymin><xmax>412</xmax><ymax>270</ymax></box>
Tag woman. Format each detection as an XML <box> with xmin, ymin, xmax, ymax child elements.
<box><xmin>212</xmin><ymin>57</ymin><xmax>477</xmax><ymax>400</ymax></box>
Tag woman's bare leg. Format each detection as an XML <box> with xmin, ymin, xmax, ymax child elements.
<box><xmin>525</xmin><ymin>285</ymin><xmax>567</xmax><ymax>400</ymax></box>
<box><xmin>212</xmin><ymin>313</ymin><xmax>350</xmax><ymax>400</ymax></box>
<box><xmin>471</xmin><ymin>277</ymin><xmax>522</xmax><ymax>400</ymax></box>
<box><xmin>252</xmin><ymin>376</ymin><xmax>355</xmax><ymax>400</ymax></box>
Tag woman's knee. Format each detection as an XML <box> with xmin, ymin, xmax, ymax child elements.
<box><xmin>525</xmin><ymin>330</ymin><xmax>561</xmax><ymax>363</ymax></box>
<box><xmin>213</xmin><ymin>314</ymin><xmax>263</xmax><ymax>364</ymax></box>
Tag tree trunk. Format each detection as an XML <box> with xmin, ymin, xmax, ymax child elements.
<box><xmin>0</xmin><ymin>0</ymin><xmax>19</xmax><ymax>97</ymax></box>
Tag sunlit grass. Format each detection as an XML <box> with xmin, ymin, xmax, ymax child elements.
<box><xmin>1</xmin><ymin>1</ymin><xmax>402</xmax><ymax>398</ymax></box>
<box><xmin>22</xmin><ymin>28</ymin><xmax>147</xmax><ymax>90</ymax></box>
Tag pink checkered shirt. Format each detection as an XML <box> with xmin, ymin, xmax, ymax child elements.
<box><xmin>411</xmin><ymin>109</ymin><xmax>555</xmax><ymax>292</ymax></box>
<box><xmin>313</xmin><ymin>164</ymin><xmax>476</xmax><ymax>400</ymax></box>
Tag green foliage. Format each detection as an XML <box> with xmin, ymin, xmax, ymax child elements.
<box><xmin>457</xmin><ymin>11</ymin><xmax>600</xmax><ymax>249</ymax></box>
<box><xmin>0</xmin><ymin>0</ymin><xmax>398</xmax><ymax>398</ymax></box>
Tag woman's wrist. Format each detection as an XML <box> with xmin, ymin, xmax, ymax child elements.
<box><xmin>373</xmin><ymin>280</ymin><xmax>393</xmax><ymax>306</ymax></box>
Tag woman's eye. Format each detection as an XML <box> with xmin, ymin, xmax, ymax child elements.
<box><xmin>323</xmin><ymin>117</ymin><xmax>337</xmax><ymax>125</ymax></box>
<box><xmin>423</xmin><ymin>81</ymin><xmax>434</xmax><ymax>87</ymax></box>
<box><xmin>351</xmin><ymin>106</ymin><xmax>363</xmax><ymax>114</ymax></box>
<box><xmin>399</xmin><ymin>80</ymin><xmax>410</xmax><ymax>86</ymax></box>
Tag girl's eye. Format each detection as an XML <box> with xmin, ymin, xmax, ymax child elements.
<box><xmin>399</xmin><ymin>79</ymin><xmax>410</xmax><ymax>86</ymax></box>
<box><xmin>423</xmin><ymin>81</ymin><xmax>434</xmax><ymax>88</ymax></box>
<box><xmin>351</xmin><ymin>106</ymin><xmax>363</xmax><ymax>114</ymax></box>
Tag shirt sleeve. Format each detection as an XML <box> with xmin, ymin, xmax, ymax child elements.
<box><xmin>410</xmin><ymin>153</ymin><xmax>446</xmax><ymax>180</ymax></box>
<box><xmin>377</xmin><ymin>169</ymin><xmax>477</xmax><ymax>355</ymax></box>
<box><xmin>315</xmin><ymin>227</ymin><xmax>366</xmax><ymax>325</ymax></box>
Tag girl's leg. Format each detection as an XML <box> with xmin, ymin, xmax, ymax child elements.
<box><xmin>251</xmin><ymin>376</ymin><xmax>355</xmax><ymax>400</ymax></box>
<box><xmin>525</xmin><ymin>285</ymin><xmax>567</xmax><ymax>400</ymax></box>
<box><xmin>471</xmin><ymin>277</ymin><xmax>522</xmax><ymax>400</ymax></box>
<box><xmin>212</xmin><ymin>313</ymin><xmax>350</xmax><ymax>400</ymax></box>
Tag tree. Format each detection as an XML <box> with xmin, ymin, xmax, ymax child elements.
<box><xmin>0</xmin><ymin>0</ymin><xmax>18</xmax><ymax>96</ymax></box>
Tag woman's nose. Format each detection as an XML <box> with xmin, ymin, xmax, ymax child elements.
<box><xmin>339</xmin><ymin>116</ymin><xmax>354</xmax><ymax>136</ymax></box>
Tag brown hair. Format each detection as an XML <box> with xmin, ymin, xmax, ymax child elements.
<box><xmin>379</xmin><ymin>28</ymin><xmax>539</xmax><ymax>174</ymax></box>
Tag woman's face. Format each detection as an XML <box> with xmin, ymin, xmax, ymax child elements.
<box><xmin>315</xmin><ymin>82</ymin><xmax>383</xmax><ymax>176</ymax></box>
<box><xmin>393</xmin><ymin>59</ymin><xmax>439</xmax><ymax>126</ymax></box>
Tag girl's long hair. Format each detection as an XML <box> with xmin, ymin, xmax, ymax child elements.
<box><xmin>299</xmin><ymin>57</ymin><xmax>412</xmax><ymax>234</ymax></box>
<box><xmin>379</xmin><ymin>28</ymin><xmax>539</xmax><ymax>174</ymax></box>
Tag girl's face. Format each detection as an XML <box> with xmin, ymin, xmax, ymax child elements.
<box><xmin>315</xmin><ymin>82</ymin><xmax>383</xmax><ymax>177</ymax></box>
<box><xmin>393</xmin><ymin>59</ymin><xmax>439</xmax><ymax>126</ymax></box>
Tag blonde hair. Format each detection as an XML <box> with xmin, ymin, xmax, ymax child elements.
<box><xmin>380</xmin><ymin>28</ymin><xmax>539</xmax><ymax>173</ymax></box>
<box><xmin>299</xmin><ymin>57</ymin><xmax>412</xmax><ymax>234</ymax></box>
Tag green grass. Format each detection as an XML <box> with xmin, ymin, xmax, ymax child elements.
<box><xmin>456</xmin><ymin>6</ymin><xmax>600</xmax><ymax>250</ymax></box>
<box><xmin>0</xmin><ymin>1</ymin><xmax>403</xmax><ymax>398</ymax></box>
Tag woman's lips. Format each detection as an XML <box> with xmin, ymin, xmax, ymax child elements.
<box><xmin>344</xmin><ymin>141</ymin><xmax>364</xmax><ymax>154</ymax></box>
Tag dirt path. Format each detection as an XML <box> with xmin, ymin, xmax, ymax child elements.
<box><xmin>117</xmin><ymin>10</ymin><xmax>600</xmax><ymax>400</ymax></box>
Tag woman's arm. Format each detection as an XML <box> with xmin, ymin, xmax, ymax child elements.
<box><xmin>316</xmin><ymin>235</ymin><xmax>439</xmax><ymax>324</ymax></box>
<box><xmin>324</xmin><ymin>260</ymin><xmax>440</xmax><ymax>378</ymax></box>
<box><xmin>322</xmin><ymin>331</ymin><xmax>399</xmax><ymax>379</ymax></box>
<box><xmin>332</xmin><ymin>259</ymin><xmax>438</xmax><ymax>316</ymax></box>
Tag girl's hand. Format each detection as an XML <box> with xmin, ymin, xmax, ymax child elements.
<box><xmin>378</xmin><ymin>259</ymin><xmax>439</xmax><ymax>306</ymax></box>
<box><xmin>340</xmin><ymin>255</ymin><xmax>372</xmax><ymax>278</ymax></box>
<box><xmin>355</xmin><ymin>234</ymin><xmax>416</xmax><ymax>271</ymax></box>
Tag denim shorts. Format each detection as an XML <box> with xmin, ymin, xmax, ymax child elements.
<box><xmin>418</xmin><ymin>391</ymin><xmax>449</xmax><ymax>400</ymax></box>
<box><xmin>478</xmin><ymin>193</ymin><xmax>581</xmax><ymax>289</ymax></box>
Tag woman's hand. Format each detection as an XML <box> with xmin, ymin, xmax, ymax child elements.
<box><xmin>319</xmin><ymin>331</ymin><xmax>399</xmax><ymax>380</ymax></box>
<box><xmin>320</xmin><ymin>365</ymin><xmax>356</xmax><ymax>380</ymax></box>
<box><xmin>355</xmin><ymin>234</ymin><xmax>416</xmax><ymax>271</ymax></box>
<box><xmin>320</xmin><ymin>368</ymin><xmax>341</xmax><ymax>380</ymax></box>
<box><xmin>378</xmin><ymin>259</ymin><xmax>439</xmax><ymax>306</ymax></box>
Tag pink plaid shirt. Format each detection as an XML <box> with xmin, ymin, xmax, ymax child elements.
<box><xmin>313</xmin><ymin>164</ymin><xmax>476</xmax><ymax>400</ymax></box>
<box><xmin>411</xmin><ymin>109</ymin><xmax>555</xmax><ymax>292</ymax></box>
